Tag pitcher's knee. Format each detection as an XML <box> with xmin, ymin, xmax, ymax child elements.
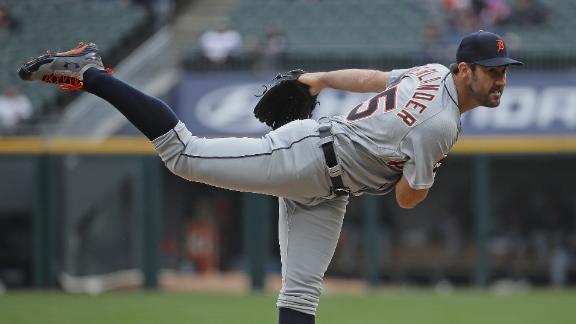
<box><xmin>276</xmin><ymin>290</ymin><xmax>321</xmax><ymax>316</ymax></box>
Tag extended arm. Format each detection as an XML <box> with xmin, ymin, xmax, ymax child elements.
<box><xmin>394</xmin><ymin>175</ymin><xmax>429</xmax><ymax>209</ymax></box>
<box><xmin>298</xmin><ymin>69</ymin><xmax>390</xmax><ymax>95</ymax></box>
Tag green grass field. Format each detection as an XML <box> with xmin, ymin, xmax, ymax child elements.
<box><xmin>1</xmin><ymin>290</ymin><xmax>575</xmax><ymax>324</ymax></box>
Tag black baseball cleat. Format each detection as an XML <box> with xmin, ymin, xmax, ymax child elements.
<box><xmin>18</xmin><ymin>42</ymin><xmax>111</xmax><ymax>91</ymax></box>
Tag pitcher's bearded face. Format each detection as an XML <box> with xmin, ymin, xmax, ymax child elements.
<box><xmin>466</xmin><ymin>65</ymin><xmax>508</xmax><ymax>108</ymax></box>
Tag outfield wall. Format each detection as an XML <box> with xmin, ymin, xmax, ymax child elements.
<box><xmin>0</xmin><ymin>139</ymin><xmax>575</xmax><ymax>289</ymax></box>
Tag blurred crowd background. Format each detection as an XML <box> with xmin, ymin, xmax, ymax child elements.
<box><xmin>1</xmin><ymin>0</ymin><xmax>575</xmax><ymax>293</ymax></box>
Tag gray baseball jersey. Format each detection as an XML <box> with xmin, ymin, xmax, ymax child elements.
<box><xmin>152</xmin><ymin>63</ymin><xmax>462</xmax><ymax>315</ymax></box>
<box><xmin>329</xmin><ymin>63</ymin><xmax>461</xmax><ymax>196</ymax></box>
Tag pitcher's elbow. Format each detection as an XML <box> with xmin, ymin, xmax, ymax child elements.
<box><xmin>396</xmin><ymin>198</ymin><xmax>419</xmax><ymax>209</ymax></box>
<box><xmin>395</xmin><ymin>190</ymin><xmax>427</xmax><ymax>209</ymax></box>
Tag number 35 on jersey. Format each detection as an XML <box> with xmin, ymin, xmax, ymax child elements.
<box><xmin>346</xmin><ymin>67</ymin><xmax>442</xmax><ymax>127</ymax></box>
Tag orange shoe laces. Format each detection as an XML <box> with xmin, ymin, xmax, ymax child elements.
<box><xmin>42</xmin><ymin>67</ymin><xmax>113</xmax><ymax>91</ymax></box>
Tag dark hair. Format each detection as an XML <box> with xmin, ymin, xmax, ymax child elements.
<box><xmin>449</xmin><ymin>62</ymin><xmax>476</xmax><ymax>74</ymax></box>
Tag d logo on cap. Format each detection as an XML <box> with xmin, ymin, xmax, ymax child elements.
<box><xmin>496</xmin><ymin>40</ymin><xmax>505</xmax><ymax>52</ymax></box>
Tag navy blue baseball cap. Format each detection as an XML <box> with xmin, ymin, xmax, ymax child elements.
<box><xmin>457</xmin><ymin>31</ymin><xmax>523</xmax><ymax>66</ymax></box>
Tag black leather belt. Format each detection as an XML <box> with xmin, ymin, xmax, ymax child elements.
<box><xmin>318</xmin><ymin>125</ymin><xmax>350</xmax><ymax>196</ymax></box>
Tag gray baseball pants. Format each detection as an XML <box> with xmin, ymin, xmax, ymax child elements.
<box><xmin>152</xmin><ymin>119</ymin><xmax>349</xmax><ymax>315</ymax></box>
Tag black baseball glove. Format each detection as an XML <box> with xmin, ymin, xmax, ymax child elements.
<box><xmin>253</xmin><ymin>69</ymin><xmax>318</xmax><ymax>130</ymax></box>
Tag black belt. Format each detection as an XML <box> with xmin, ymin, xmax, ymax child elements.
<box><xmin>318</xmin><ymin>125</ymin><xmax>350</xmax><ymax>196</ymax></box>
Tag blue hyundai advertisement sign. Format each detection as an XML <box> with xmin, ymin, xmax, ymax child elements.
<box><xmin>174</xmin><ymin>70</ymin><xmax>576</xmax><ymax>137</ymax></box>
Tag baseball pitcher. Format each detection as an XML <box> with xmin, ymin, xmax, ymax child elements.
<box><xmin>19</xmin><ymin>31</ymin><xmax>522</xmax><ymax>324</ymax></box>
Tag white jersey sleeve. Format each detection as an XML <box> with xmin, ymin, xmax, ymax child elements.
<box><xmin>386</xmin><ymin>68</ymin><xmax>409</xmax><ymax>88</ymax></box>
<box><xmin>399</xmin><ymin>116</ymin><xmax>456</xmax><ymax>189</ymax></box>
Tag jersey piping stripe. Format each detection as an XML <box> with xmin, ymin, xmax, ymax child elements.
<box><xmin>172</xmin><ymin>128</ymin><xmax>186</xmax><ymax>149</ymax></box>
<box><xmin>178</xmin><ymin>134</ymin><xmax>320</xmax><ymax>159</ymax></box>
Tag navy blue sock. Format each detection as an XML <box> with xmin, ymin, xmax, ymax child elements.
<box><xmin>279</xmin><ymin>307</ymin><xmax>315</xmax><ymax>324</ymax></box>
<box><xmin>82</xmin><ymin>67</ymin><xmax>179</xmax><ymax>140</ymax></box>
